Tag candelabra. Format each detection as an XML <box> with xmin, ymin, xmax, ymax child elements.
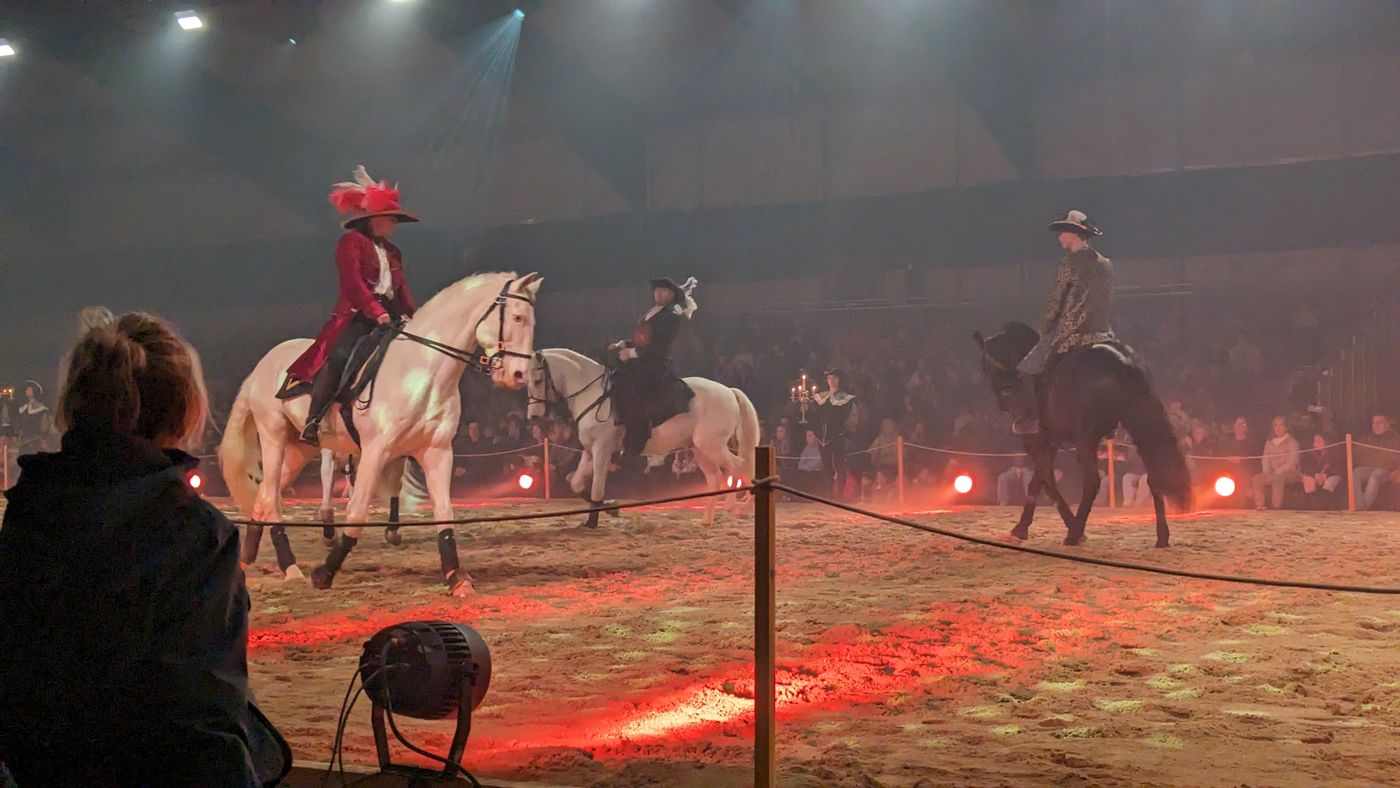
<box><xmin>789</xmin><ymin>370</ymin><xmax>820</xmax><ymax>424</ymax></box>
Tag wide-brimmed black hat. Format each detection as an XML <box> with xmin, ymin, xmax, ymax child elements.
<box><xmin>823</xmin><ymin>368</ymin><xmax>848</xmax><ymax>384</ymax></box>
<box><xmin>649</xmin><ymin>277</ymin><xmax>686</xmax><ymax>301</ymax></box>
<box><xmin>1047</xmin><ymin>209</ymin><xmax>1103</xmax><ymax>237</ymax></box>
<box><xmin>23</xmin><ymin>380</ymin><xmax>42</xmax><ymax>396</ymax></box>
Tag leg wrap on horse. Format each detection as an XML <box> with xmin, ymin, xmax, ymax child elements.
<box><xmin>437</xmin><ymin>530</ymin><xmax>462</xmax><ymax>578</ymax></box>
<box><xmin>324</xmin><ymin>534</ymin><xmax>359</xmax><ymax>573</ymax></box>
<box><xmin>269</xmin><ymin>526</ymin><xmax>298</xmax><ymax>572</ymax></box>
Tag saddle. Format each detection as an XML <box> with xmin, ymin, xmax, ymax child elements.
<box><xmin>327</xmin><ymin>326</ymin><xmax>397</xmax><ymax>447</ymax></box>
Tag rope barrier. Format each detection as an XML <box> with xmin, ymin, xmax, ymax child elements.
<box><xmin>769</xmin><ymin>482</ymin><xmax>1400</xmax><ymax>595</ymax></box>
<box><xmin>1352</xmin><ymin>441</ymin><xmax>1400</xmax><ymax>456</ymax></box>
<box><xmin>227</xmin><ymin>477</ymin><xmax>773</xmax><ymax>529</ymax></box>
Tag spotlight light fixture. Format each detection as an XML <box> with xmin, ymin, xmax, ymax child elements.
<box><xmin>953</xmin><ymin>474</ymin><xmax>974</xmax><ymax>495</ymax></box>
<box><xmin>358</xmin><ymin>622</ymin><xmax>491</xmax><ymax>783</ymax></box>
<box><xmin>0</xmin><ymin>39</ymin><xmax>16</xmax><ymax>58</ymax></box>
<box><xmin>513</xmin><ymin>8</ymin><xmax>525</xmax><ymax>20</ymax></box>
<box><xmin>516</xmin><ymin>472</ymin><xmax>535</xmax><ymax>491</ymax></box>
<box><xmin>1214</xmin><ymin>476</ymin><xmax>1236</xmax><ymax>497</ymax></box>
<box><xmin>287</xmin><ymin>37</ymin><xmax>297</xmax><ymax>45</ymax></box>
<box><xmin>175</xmin><ymin>11</ymin><xmax>204</xmax><ymax>31</ymax></box>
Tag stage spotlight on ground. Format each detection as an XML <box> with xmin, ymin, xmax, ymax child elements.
<box><xmin>517</xmin><ymin>473</ymin><xmax>536</xmax><ymax>491</ymax></box>
<box><xmin>0</xmin><ymin>40</ymin><xmax>15</xmax><ymax>58</ymax></box>
<box><xmin>358</xmin><ymin>621</ymin><xmax>491</xmax><ymax>780</ymax></box>
<box><xmin>175</xmin><ymin>11</ymin><xmax>204</xmax><ymax>30</ymax></box>
<box><xmin>1215</xmin><ymin>476</ymin><xmax>1236</xmax><ymax>497</ymax></box>
<box><xmin>187</xmin><ymin>472</ymin><xmax>203</xmax><ymax>491</ymax></box>
<box><xmin>953</xmin><ymin>474</ymin><xmax>974</xmax><ymax>495</ymax></box>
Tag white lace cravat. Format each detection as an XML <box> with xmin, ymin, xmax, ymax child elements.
<box><xmin>373</xmin><ymin>243</ymin><xmax>394</xmax><ymax>298</ymax></box>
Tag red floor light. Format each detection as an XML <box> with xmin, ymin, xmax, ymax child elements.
<box><xmin>188</xmin><ymin>471</ymin><xmax>203</xmax><ymax>490</ymax></box>
<box><xmin>1214</xmin><ymin>476</ymin><xmax>1236</xmax><ymax>497</ymax></box>
<box><xmin>953</xmin><ymin>474</ymin><xmax>974</xmax><ymax>495</ymax></box>
<box><xmin>518</xmin><ymin>473</ymin><xmax>536</xmax><ymax>491</ymax></box>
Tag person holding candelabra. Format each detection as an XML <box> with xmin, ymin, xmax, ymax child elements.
<box><xmin>813</xmin><ymin>368</ymin><xmax>857</xmax><ymax>500</ymax></box>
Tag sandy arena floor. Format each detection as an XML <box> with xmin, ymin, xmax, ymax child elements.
<box><xmin>147</xmin><ymin>495</ymin><xmax>1400</xmax><ymax>785</ymax></box>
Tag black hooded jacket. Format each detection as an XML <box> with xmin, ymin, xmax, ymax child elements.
<box><xmin>0</xmin><ymin>424</ymin><xmax>288</xmax><ymax>787</ymax></box>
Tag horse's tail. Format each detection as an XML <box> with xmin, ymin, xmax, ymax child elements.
<box><xmin>732</xmin><ymin>387</ymin><xmax>761</xmax><ymax>482</ymax></box>
<box><xmin>1119</xmin><ymin>368</ymin><xmax>1193</xmax><ymax>512</ymax></box>
<box><xmin>219</xmin><ymin>384</ymin><xmax>260</xmax><ymax>516</ymax></box>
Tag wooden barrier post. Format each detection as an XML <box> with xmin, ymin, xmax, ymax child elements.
<box><xmin>754</xmin><ymin>446</ymin><xmax>776</xmax><ymax>788</ymax></box>
<box><xmin>1107</xmin><ymin>438</ymin><xmax>1117</xmax><ymax>509</ymax></box>
<box><xmin>896</xmin><ymin>435</ymin><xmax>906</xmax><ymax>506</ymax></box>
<box><xmin>542</xmin><ymin>438</ymin><xmax>552</xmax><ymax>500</ymax></box>
<box><xmin>1346</xmin><ymin>433</ymin><xmax>1356</xmax><ymax>512</ymax></box>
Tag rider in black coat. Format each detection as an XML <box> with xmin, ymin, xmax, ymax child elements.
<box><xmin>0</xmin><ymin>421</ymin><xmax>288</xmax><ymax>787</ymax></box>
<box><xmin>611</xmin><ymin>277</ymin><xmax>698</xmax><ymax>456</ymax></box>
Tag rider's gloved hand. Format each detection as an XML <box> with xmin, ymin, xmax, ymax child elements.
<box><xmin>377</xmin><ymin>313</ymin><xmax>392</xmax><ymax>326</ymax></box>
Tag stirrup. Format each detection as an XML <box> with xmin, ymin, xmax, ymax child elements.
<box><xmin>1012</xmin><ymin>417</ymin><xmax>1040</xmax><ymax>436</ymax></box>
<box><xmin>299</xmin><ymin>421</ymin><xmax>322</xmax><ymax>446</ymax></box>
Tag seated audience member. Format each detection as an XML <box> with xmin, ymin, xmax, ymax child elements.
<box><xmin>0</xmin><ymin>313</ymin><xmax>289</xmax><ymax>787</ymax></box>
<box><xmin>1251</xmin><ymin>416</ymin><xmax>1301</xmax><ymax>510</ymax></box>
<box><xmin>1352</xmin><ymin>413</ymin><xmax>1400</xmax><ymax>510</ymax></box>
<box><xmin>797</xmin><ymin>428</ymin><xmax>825</xmax><ymax>492</ymax></box>
<box><xmin>866</xmin><ymin>417</ymin><xmax>901</xmax><ymax>498</ymax></box>
<box><xmin>772</xmin><ymin>422</ymin><xmax>796</xmax><ymax>476</ymax></box>
<box><xmin>997</xmin><ymin>460</ymin><xmax>1031</xmax><ymax>506</ymax></box>
<box><xmin>1214</xmin><ymin>416</ymin><xmax>1258</xmax><ymax>507</ymax></box>
<box><xmin>1119</xmin><ymin>439</ymin><xmax>1152</xmax><ymax>508</ymax></box>
<box><xmin>1300</xmin><ymin>432</ymin><xmax>1343</xmax><ymax>508</ymax></box>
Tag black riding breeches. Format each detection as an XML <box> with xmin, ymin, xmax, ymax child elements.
<box><xmin>308</xmin><ymin>315</ymin><xmax>379</xmax><ymax>423</ymax></box>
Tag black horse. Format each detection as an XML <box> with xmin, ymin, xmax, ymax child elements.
<box><xmin>974</xmin><ymin>322</ymin><xmax>1191</xmax><ymax>548</ymax></box>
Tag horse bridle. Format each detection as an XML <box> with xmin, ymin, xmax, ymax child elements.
<box><xmin>528</xmin><ymin>352</ymin><xmax>611</xmax><ymax>421</ymax></box>
<box><xmin>392</xmin><ymin>279</ymin><xmax>535</xmax><ymax>375</ymax></box>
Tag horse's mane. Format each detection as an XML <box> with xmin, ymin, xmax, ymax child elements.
<box><xmin>411</xmin><ymin>271</ymin><xmax>518</xmax><ymax>319</ymax></box>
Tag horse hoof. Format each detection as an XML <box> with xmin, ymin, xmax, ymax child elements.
<box><xmin>384</xmin><ymin>529</ymin><xmax>403</xmax><ymax>547</ymax></box>
<box><xmin>319</xmin><ymin>509</ymin><xmax>335</xmax><ymax>524</ymax></box>
<box><xmin>584</xmin><ymin>512</ymin><xmax>601</xmax><ymax>530</ymax></box>
<box><xmin>1063</xmin><ymin>536</ymin><xmax>1086</xmax><ymax>547</ymax></box>
<box><xmin>1006</xmin><ymin>531</ymin><xmax>1027</xmax><ymax>543</ymax></box>
<box><xmin>447</xmin><ymin>572</ymin><xmax>474</xmax><ymax>597</ymax></box>
<box><xmin>604</xmin><ymin>501</ymin><xmax>620</xmax><ymax>518</ymax></box>
<box><xmin>1154</xmin><ymin>541</ymin><xmax>1170</xmax><ymax>549</ymax></box>
<box><xmin>309</xmin><ymin>565</ymin><xmax>336</xmax><ymax>590</ymax></box>
<box><xmin>283</xmin><ymin>565</ymin><xmax>305</xmax><ymax>582</ymax></box>
<box><xmin>321</xmin><ymin>526</ymin><xmax>336</xmax><ymax>548</ymax></box>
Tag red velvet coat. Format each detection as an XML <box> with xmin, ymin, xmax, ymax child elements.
<box><xmin>287</xmin><ymin>231</ymin><xmax>416</xmax><ymax>382</ymax></box>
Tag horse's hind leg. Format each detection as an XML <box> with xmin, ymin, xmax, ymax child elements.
<box><xmin>1150</xmin><ymin>490</ymin><xmax>1170</xmax><ymax>548</ymax></box>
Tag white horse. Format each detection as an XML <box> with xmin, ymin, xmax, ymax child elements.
<box><xmin>526</xmin><ymin>348</ymin><xmax>759</xmax><ymax>527</ymax></box>
<box><xmin>220</xmin><ymin>271</ymin><xmax>541</xmax><ymax>595</ymax></box>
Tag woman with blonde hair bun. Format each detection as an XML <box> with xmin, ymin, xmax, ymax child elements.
<box><xmin>0</xmin><ymin>312</ymin><xmax>289</xmax><ymax>786</ymax></box>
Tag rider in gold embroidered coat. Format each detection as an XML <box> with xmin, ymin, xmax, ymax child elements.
<box><xmin>1010</xmin><ymin>210</ymin><xmax>1115</xmax><ymax>435</ymax></box>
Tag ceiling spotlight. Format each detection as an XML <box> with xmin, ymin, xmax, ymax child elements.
<box><xmin>0</xmin><ymin>39</ymin><xmax>16</xmax><ymax>58</ymax></box>
<box><xmin>175</xmin><ymin>11</ymin><xmax>204</xmax><ymax>31</ymax></box>
<box><xmin>287</xmin><ymin>37</ymin><xmax>297</xmax><ymax>45</ymax></box>
<box><xmin>359</xmin><ymin>622</ymin><xmax>491</xmax><ymax>780</ymax></box>
<box><xmin>513</xmin><ymin>8</ymin><xmax>525</xmax><ymax>20</ymax></box>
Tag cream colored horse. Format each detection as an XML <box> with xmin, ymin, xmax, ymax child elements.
<box><xmin>527</xmin><ymin>348</ymin><xmax>759</xmax><ymax>527</ymax></box>
<box><xmin>220</xmin><ymin>271</ymin><xmax>541</xmax><ymax>595</ymax></box>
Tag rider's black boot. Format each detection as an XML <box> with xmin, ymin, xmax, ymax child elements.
<box><xmin>300</xmin><ymin>370</ymin><xmax>337</xmax><ymax>446</ymax></box>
